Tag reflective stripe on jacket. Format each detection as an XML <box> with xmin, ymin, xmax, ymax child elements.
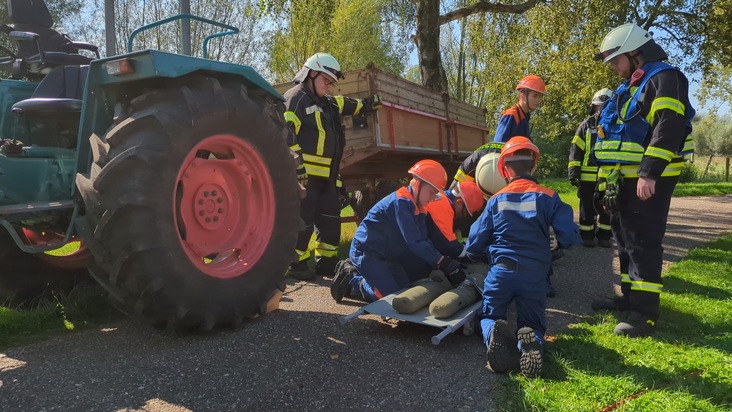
<box><xmin>465</xmin><ymin>177</ymin><xmax>580</xmax><ymax>270</ymax></box>
<box><xmin>283</xmin><ymin>84</ymin><xmax>371</xmax><ymax>179</ymax></box>
<box><xmin>568</xmin><ymin>114</ymin><xmax>601</xmax><ymax>182</ymax></box>
<box><xmin>595</xmin><ymin>61</ymin><xmax>695</xmax><ymax>179</ymax></box>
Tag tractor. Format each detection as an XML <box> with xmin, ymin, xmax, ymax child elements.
<box><xmin>0</xmin><ymin>0</ymin><xmax>300</xmax><ymax>331</ymax></box>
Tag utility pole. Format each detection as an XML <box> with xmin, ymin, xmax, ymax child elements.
<box><xmin>104</xmin><ymin>0</ymin><xmax>117</xmax><ymax>57</ymax></box>
<box><xmin>180</xmin><ymin>0</ymin><xmax>191</xmax><ymax>56</ymax></box>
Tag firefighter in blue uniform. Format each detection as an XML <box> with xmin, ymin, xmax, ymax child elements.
<box><xmin>464</xmin><ymin>136</ymin><xmax>580</xmax><ymax>378</ymax></box>
<box><xmin>591</xmin><ymin>24</ymin><xmax>695</xmax><ymax>337</ymax></box>
<box><xmin>493</xmin><ymin>75</ymin><xmax>546</xmax><ymax>143</ymax></box>
<box><xmin>330</xmin><ymin>160</ymin><xmax>468</xmax><ymax>302</ymax></box>
<box><xmin>568</xmin><ymin>88</ymin><xmax>613</xmax><ymax>248</ymax></box>
<box><xmin>283</xmin><ymin>53</ymin><xmax>382</xmax><ymax>280</ymax></box>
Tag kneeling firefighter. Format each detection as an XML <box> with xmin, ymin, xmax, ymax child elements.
<box><xmin>330</xmin><ymin>160</ymin><xmax>467</xmax><ymax>303</ymax></box>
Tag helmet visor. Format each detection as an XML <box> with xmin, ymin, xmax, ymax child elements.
<box><xmin>594</xmin><ymin>46</ymin><xmax>620</xmax><ymax>62</ymax></box>
<box><xmin>323</xmin><ymin>65</ymin><xmax>344</xmax><ymax>80</ymax></box>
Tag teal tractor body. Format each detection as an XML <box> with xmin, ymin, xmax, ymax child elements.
<box><xmin>0</xmin><ymin>0</ymin><xmax>300</xmax><ymax>330</ymax></box>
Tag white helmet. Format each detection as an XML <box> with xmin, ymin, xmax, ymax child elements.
<box><xmin>596</xmin><ymin>23</ymin><xmax>652</xmax><ymax>63</ymax></box>
<box><xmin>591</xmin><ymin>88</ymin><xmax>613</xmax><ymax>105</ymax></box>
<box><xmin>475</xmin><ymin>152</ymin><xmax>507</xmax><ymax>198</ymax></box>
<box><xmin>303</xmin><ymin>52</ymin><xmax>343</xmax><ymax>81</ymax></box>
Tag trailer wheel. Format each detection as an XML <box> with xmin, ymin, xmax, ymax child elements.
<box><xmin>76</xmin><ymin>77</ymin><xmax>299</xmax><ymax>330</ymax></box>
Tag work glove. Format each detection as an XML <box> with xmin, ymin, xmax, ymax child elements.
<box><xmin>296</xmin><ymin>165</ymin><xmax>308</xmax><ymax>188</ymax></box>
<box><xmin>336</xmin><ymin>176</ymin><xmax>349</xmax><ymax>210</ymax></box>
<box><xmin>437</xmin><ymin>256</ymin><xmax>467</xmax><ymax>287</ymax></box>
<box><xmin>365</xmin><ymin>95</ymin><xmax>383</xmax><ymax>111</ymax></box>
<box><xmin>602</xmin><ymin>169</ymin><xmax>623</xmax><ymax>213</ymax></box>
<box><xmin>568</xmin><ymin>167</ymin><xmax>581</xmax><ymax>188</ymax></box>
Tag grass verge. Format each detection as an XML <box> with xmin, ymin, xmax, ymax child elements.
<box><xmin>499</xmin><ymin>233</ymin><xmax>732</xmax><ymax>411</ymax></box>
<box><xmin>0</xmin><ymin>283</ymin><xmax>122</xmax><ymax>350</ymax></box>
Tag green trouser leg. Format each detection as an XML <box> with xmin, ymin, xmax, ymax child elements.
<box><xmin>429</xmin><ymin>272</ymin><xmax>487</xmax><ymax>319</ymax></box>
<box><xmin>392</xmin><ymin>271</ymin><xmax>453</xmax><ymax>314</ymax></box>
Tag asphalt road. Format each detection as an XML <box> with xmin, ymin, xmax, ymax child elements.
<box><xmin>1</xmin><ymin>195</ymin><xmax>731</xmax><ymax>412</ymax></box>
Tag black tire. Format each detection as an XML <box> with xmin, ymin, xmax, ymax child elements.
<box><xmin>75</xmin><ymin>77</ymin><xmax>299</xmax><ymax>331</ymax></box>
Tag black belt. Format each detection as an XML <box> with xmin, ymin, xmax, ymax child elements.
<box><xmin>495</xmin><ymin>259</ymin><xmax>518</xmax><ymax>271</ymax></box>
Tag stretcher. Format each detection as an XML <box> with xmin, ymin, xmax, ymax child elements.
<box><xmin>339</xmin><ymin>292</ymin><xmax>482</xmax><ymax>345</ymax></box>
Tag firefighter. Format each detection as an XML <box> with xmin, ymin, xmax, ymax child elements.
<box><xmin>568</xmin><ymin>88</ymin><xmax>613</xmax><ymax>248</ymax></box>
<box><xmin>464</xmin><ymin>136</ymin><xmax>580</xmax><ymax>377</ymax></box>
<box><xmin>591</xmin><ymin>24</ymin><xmax>695</xmax><ymax>337</ymax></box>
<box><xmin>424</xmin><ymin>181</ymin><xmax>486</xmax><ymax>257</ymax></box>
<box><xmin>283</xmin><ymin>52</ymin><xmax>382</xmax><ymax>280</ymax></box>
<box><xmin>453</xmin><ymin>74</ymin><xmax>545</xmax><ymax>187</ymax></box>
<box><xmin>493</xmin><ymin>75</ymin><xmax>546</xmax><ymax>143</ymax></box>
<box><xmin>330</xmin><ymin>160</ymin><xmax>467</xmax><ymax>303</ymax></box>
<box><xmin>451</xmin><ymin>142</ymin><xmax>505</xmax><ymax>191</ymax></box>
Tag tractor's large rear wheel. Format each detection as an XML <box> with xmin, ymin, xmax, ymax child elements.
<box><xmin>75</xmin><ymin>78</ymin><xmax>299</xmax><ymax>331</ymax></box>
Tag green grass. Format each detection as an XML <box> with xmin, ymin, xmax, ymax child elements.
<box><xmin>541</xmin><ymin>179</ymin><xmax>732</xmax><ymax>210</ymax></box>
<box><xmin>499</xmin><ymin>234</ymin><xmax>732</xmax><ymax>411</ymax></box>
<box><xmin>0</xmin><ymin>284</ymin><xmax>122</xmax><ymax>350</ymax></box>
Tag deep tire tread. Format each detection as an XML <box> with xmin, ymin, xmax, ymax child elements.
<box><xmin>76</xmin><ymin>77</ymin><xmax>299</xmax><ymax>331</ymax></box>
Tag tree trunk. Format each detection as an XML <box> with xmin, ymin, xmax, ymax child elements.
<box><xmin>415</xmin><ymin>0</ymin><xmax>448</xmax><ymax>92</ymax></box>
<box><xmin>703</xmin><ymin>154</ymin><xmax>713</xmax><ymax>178</ymax></box>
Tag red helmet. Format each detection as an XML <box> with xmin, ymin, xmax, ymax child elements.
<box><xmin>456</xmin><ymin>181</ymin><xmax>485</xmax><ymax>216</ymax></box>
<box><xmin>498</xmin><ymin>136</ymin><xmax>540</xmax><ymax>178</ymax></box>
<box><xmin>516</xmin><ymin>75</ymin><xmax>546</xmax><ymax>94</ymax></box>
<box><xmin>408</xmin><ymin>160</ymin><xmax>447</xmax><ymax>191</ymax></box>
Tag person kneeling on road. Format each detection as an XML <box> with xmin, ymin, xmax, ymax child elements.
<box><xmin>330</xmin><ymin>160</ymin><xmax>467</xmax><ymax>303</ymax></box>
<box><xmin>464</xmin><ymin>137</ymin><xmax>580</xmax><ymax>378</ymax></box>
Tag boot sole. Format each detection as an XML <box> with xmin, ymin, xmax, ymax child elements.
<box><xmin>517</xmin><ymin>327</ymin><xmax>542</xmax><ymax>378</ymax></box>
<box><xmin>330</xmin><ymin>272</ymin><xmax>353</xmax><ymax>303</ymax></box>
<box><xmin>486</xmin><ymin>320</ymin><xmax>519</xmax><ymax>373</ymax></box>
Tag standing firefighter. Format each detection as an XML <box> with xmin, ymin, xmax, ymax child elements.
<box><xmin>591</xmin><ymin>24</ymin><xmax>695</xmax><ymax>337</ymax></box>
<box><xmin>568</xmin><ymin>88</ymin><xmax>613</xmax><ymax>248</ymax></box>
<box><xmin>493</xmin><ymin>75</ymin><xmax>545</xmax><ymax>143</ymax></box>
<box><xmin>283</xmin><ymin>53</ymin><xmax>382</xmax><ymax>280</ymax></box>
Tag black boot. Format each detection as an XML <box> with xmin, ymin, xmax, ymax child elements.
<box><xmin>330</xmin><ymin>259</ymin><xmax>356</xmax><ymax>303</ymax></box>
<box><xmin>517</xmin><ymin>327</ymin><xmax>542</xmax><ymax>378</ymax></box>
<box><xmin>614</xmin><ymin>311</ymin><xmax>656</xmax><ymax>337</ymax></box>
<box><xmin>597</xmin><ymin>238</ymin><xmax>612</xmax><ymax>248</ymax></box>
<box><xmin>286</xmin><ymin>260</ymin><xmax>314</xmax><ymax>280</ymax></box>
<box><xmin>485</xmin><ymin>319</ymin><xmax>520</xmax><ymax>373</ymax></box>
<box><xmin>591</xmin><ymin>295</ymin><xmax>630</xmax><ymax>313</ymax></box>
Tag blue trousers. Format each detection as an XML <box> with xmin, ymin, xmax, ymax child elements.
<box><xmin>349</xmin><ymin>248</ymin><xmax>431</xmax><ymax>302</ymax></box>
<box><xmin>479</xmin><ymin>262</ymin><xmax>547</xmax><ymax>350</ymax></box>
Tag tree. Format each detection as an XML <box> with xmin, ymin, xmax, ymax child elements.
<box><xmin>66</xmin><ymin>1</ymin><xmax>267</xmax><ymax>71</ymax></box>
<box><xmin>264</xmin><ymin>0</ymin><xmax>409</xmax><ymax>83</ymax></box>
<box><xmin>413</xmin><ymin>0</ymin><xmax>542</xmax><ymax>93</ymax></box>
<box><xmin>691</xmin><ymin>114</ymin><xmax>732</xmax><ymax>179</ymax></box>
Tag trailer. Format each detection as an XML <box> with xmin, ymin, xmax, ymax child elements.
<box><xmin>274</xmin><ymin>63</ymin><xmax>489</xmax><ymax>189</ymax></box>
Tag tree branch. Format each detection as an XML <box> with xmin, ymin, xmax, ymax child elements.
<box><xmin>438</xmin><ymin>0</ymin><xmax>544</xmax><ymax>25</ymax></box>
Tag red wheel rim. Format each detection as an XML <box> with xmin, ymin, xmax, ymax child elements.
<box><xmin>175</xmin><ymin>134</ymin><xmax>276</xmax><ymax>279</ymax></box>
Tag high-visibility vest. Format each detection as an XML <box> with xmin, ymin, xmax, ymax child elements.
<box><xmin>595</xmin><ymin>61</ymin><xmax>695</xmax><ymax>165</ymax></box>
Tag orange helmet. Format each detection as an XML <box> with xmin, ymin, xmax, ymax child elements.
<box><xmin>516</xmin><ymin>75</ymin><xmax>546</xmax><ymax>94</ymax></box>
<box><xmin>456</xmin><ymin>181</ymin><xmax>485</xmax><ymax>216</ymax></box>
<box><xmin>408</xmin><ymin>159</ymin><xmax>447</xmax><ymax>191</ymax></box>
<box><xmin>498</xmin><ymin>136</ymin><xmax>540</xmax><ymax>178</ymax></box>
